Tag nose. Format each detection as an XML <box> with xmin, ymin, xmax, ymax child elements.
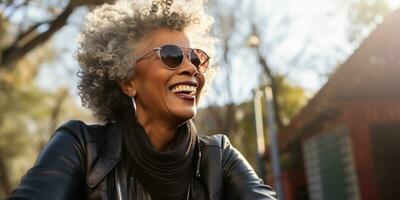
<box><xmin>178</xmin><ymin>55</ymin><xmax>198</xmax><ymax>76</ymax></box>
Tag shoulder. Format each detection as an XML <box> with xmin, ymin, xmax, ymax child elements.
<box><xmin>54</xmin><ymin>120</ymin><xmax>122</xmax><ymax>187</ymax></box>
<box><xmin>198</xmin><ymin>134</ymin><xmax>250</xmax><ymax>172</ymax></box>
<box><xmin>198</xmin><ymin>134</ymin><xmax>237</xmax><ymax>172</ymax></box>
<box><xmin>55</xmin><ymin>120</ymin><xmax>114</xmax><ymax>144</ymax></box>
<box><xmin>199</xmin><ymin>134</ymin><xmax>231</xmax><ymax>149</ymax></box>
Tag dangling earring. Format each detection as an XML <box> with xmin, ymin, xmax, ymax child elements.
<box><xmin>131</xmin><ymin>96</ymin><xmax>137</xmax><ymax>117</ymax></box>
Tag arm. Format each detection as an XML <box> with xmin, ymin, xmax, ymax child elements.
<box><xmin>7</xmin><ymin>131</ymin><xmax>86</xmax><ymax>200</ymax></box>
<box><xmin>221</xmin><ymin>135</ymin><xmax>277</xmax><ymax>200</ymax></box>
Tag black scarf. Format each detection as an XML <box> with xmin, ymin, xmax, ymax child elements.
<box><xmin>117</xmin><ymin>104</ymin><xmax>197</xmax><ymax>200</ymax></box>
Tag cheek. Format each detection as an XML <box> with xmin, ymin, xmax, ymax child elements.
<box><xmin>140</xmin><ymin>70</ymin><xmax>170</xmax><ymax>92</ymax></box>
<box><xmin>134</xmin><ymin>74</ymin><xmax>168</xmax><ymax>105</ymax></box>
<box><xmin>195</xmin><ymin>74</ymin><xmax>206</xmax><ymax>99</ymax></box>
<box><xmin>198</xmin><ymin>74</ymin><xmax>206</xmax><ymax>91</ymax></box>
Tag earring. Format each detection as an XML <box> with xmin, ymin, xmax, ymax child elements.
<box><xmin>131</xmin><ymin>96</ymin><xmax>137</xmax><ymax>117</ymax></box>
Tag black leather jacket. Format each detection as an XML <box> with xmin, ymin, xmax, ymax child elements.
<box><xmin>8</xmin><ymin>120</ymin><xmax>276</xmax><ymax>200</ymax></box>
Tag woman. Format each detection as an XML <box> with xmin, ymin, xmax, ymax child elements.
<box><xmin>8</xmin><ymin>0</ymin><xmax>276</xmax><ymax>199</ymax></box>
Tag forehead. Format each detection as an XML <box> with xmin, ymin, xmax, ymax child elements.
<box><xmin>136</xmin><ymin>28</ymin><xmax>192</xmax><ymax>53</ymax></box>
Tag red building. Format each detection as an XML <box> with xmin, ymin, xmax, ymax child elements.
<box><xmin>275</xmin><ymin>9</ymin><xmax>400</xmax><ymax>200</ymax></box>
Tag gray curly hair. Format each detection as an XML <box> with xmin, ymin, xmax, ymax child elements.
<box><xmin>76</xmin><ymin>0</ymin><xmax>217</xmax><ymax>122</ymax></box>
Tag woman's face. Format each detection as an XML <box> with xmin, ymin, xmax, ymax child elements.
<box><xmin>128</xmin><ymin>28</ymin><xmax>205</xmax><ymax>126</ymax></box>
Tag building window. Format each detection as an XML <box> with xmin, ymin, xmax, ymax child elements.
<box><xmin>302</xmin><ymin>127</ymin><xmax>360</xmax><ymax>200</ymax></box>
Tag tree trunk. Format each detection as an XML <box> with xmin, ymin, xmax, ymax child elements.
<box><xmin>0</xmin><ymin>156</ymin><xmax>11</xmax><ymax>196</ymax></box>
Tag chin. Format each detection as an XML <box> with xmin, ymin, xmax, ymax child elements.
<box><xmin>173</xmin><ymin>107</ymin><xmax>197</xmax><ymax>124</ymax></box>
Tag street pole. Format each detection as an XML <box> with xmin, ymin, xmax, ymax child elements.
<box><xmin>265</xmin><ymin>87</ymin><xmax>284</xmax><ymax>200</ymax></box>
<box><xmin>253</xmin><ymin>89</ymin><xmax>266</xmax><ymax>180</ymax></box>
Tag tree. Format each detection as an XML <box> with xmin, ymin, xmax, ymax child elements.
<box><xmin>345</xmin><ymin>0</ymin><xmax>392</xmax><ymax>42</ymax></box>
<box><xmin>0</xmin><ymin>68</ymin><xmax>50</xmax><ymax>196</ymax></box>
<box><xmin>0</xmin><ymin>0</ymin><xmax>112</xmax><ymax>70</ymax></box>
<box><xmin>0</xmin><ymin>51</ymin><xmax>92</xmax><ymax>196</ymax></box>
<box><xmin>0</xmin><ymin>3</ymin><xmax>96</xmax><ymax>194</ymax></box>
<box><xmin>202</xmin><ymin>0</ymin><xmax>242</xmax><ymax>137</ymax></box>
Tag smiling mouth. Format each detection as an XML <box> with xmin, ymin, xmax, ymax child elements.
<box><xmin>169</xmin><ymin>82</ymin><xmax>198</xmax><ymax>100</ymax></box>
<box><xmin>171</xmin><ymin>85</ymin><xmax>196</xmax><ymax>95</ymax></box>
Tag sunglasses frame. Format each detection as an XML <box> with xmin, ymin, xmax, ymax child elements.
<box><xmin>136</xmin><ymin>44</ymin><xmax>210</xmax><ymax>73</ymax></box>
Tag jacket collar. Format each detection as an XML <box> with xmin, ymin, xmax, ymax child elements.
<box><xmin>87</xmin><ymin>122</ymin><xmax>122</xmax><ymax>188</ymax></box>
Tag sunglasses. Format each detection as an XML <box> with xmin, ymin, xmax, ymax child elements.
<box><xmin>136</xmin><ymin>44</ymin><xmax>210</xmax><ymax>73</ymax></box>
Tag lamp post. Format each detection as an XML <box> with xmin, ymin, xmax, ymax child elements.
<box><xmin>248</xmin><ymin>29</ymin><xmax>283</xmax><ymax>199</ymax></box>
<box><xmin>253</xmin><ymin>89</ymin><xmax>266</xmax><ymax>180</ymax></box>
<box><xmin>265</xmin><ymin>87</ymin><xmax>283</xmax><ymax>200</ymax></box>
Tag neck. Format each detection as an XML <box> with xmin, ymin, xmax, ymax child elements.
<box><xmin>136</xmin><ymin>111</ymin><xmax>180</xmax><ymax>151</ymax></box>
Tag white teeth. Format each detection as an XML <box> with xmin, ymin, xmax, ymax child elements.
<box><xmin>171</xmin><ymin>85</ymin><xmax>196</xmax><ymax>94</ymax></box>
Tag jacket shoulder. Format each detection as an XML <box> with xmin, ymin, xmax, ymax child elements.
<box><xmin>56</xmin><ymin>120</ymin><xmax>121</xmax><ymax>188</ymax></box>
<box><xmin>199</xmin><ymin>134</ymin><xmax>231</xmax><ymax>149</ymax></box>
<box><xmin>56</xmin><ymin>120</ymin><xmax>110</xmax><ymax>143</ymax></box>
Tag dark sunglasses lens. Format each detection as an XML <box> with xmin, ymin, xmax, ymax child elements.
<box><xmin>159</xmin><ymin>45</ymin><xmax>183</xmax><ymax>68</ymax></box>
<box><xmin>190</xmin><ymin>49</ymin><xmax>209</xmax><ymax>72</ymax></box>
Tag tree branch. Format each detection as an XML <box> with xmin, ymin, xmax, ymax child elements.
<box><xmin>4</xmin><ymin>0</ymin><xmax>30</xmax><ymax>20</ymax></box>
<box><xmin>14</xmin><ymin>20</ymin><xmax>49</xmax><ymax>45</ymax></box>
<box><xmin>1</xmin><ymin>2</ymin><xmax>74</xmax><ymax>69</ymax></box>
<box><xmin>0</xmin><ymin>0</ymin><xmax>117</xmax><ymax>69</ymax></box>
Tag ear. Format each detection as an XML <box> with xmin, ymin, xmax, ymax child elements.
<box><xmin>119</xmin><ymin>79</ymin><xmax>137</xmax><ymax>97</ymax></box>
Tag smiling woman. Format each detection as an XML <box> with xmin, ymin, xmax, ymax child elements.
<box><xmin>7</xmin><ymin>0</ymin><xmax>276</xmax><ymax>200</ymax></box>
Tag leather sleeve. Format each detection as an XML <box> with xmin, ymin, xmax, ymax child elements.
<box><xmin>221</xmin><ymin>135</ymin><xmax>277</xmax><ymax>200</ymax></box>
<box><xmin>7</xmin><ymin>131</ymin><xmax>86</xmax><ymax>200</ymax></box>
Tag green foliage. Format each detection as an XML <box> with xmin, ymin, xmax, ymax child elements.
<box><xmin>0</xmin><ymin>13</ymin><xmax>10</xmax><ymax>50</ymax></box>
<box><xmin>275</xmin><ymin>76</ymin><xmax>308</xmax><ymax>125</ymax></box>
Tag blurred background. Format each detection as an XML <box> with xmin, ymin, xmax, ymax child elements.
<box><xmin>0</xmin><ymin>0</ymin><xmax>399</xmax><ymax>199</ymax></box>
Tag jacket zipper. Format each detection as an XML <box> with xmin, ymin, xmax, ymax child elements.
<box><xmin>186</xmin><ymin>184</ymin><xmax>191</xmax><ymax>200</ymax></box>
<box><xmin>115</xmin><ymin>166</ymin><xmax>123</xmax><ymax>200</ymax></box>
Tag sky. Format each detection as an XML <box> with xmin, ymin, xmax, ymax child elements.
<box><xmin>201</xmin><ymin>0</ymin><xmax>355</xmax><ymax>106</ymax></box>
<box><xmin>32</xmin><ymin>0</ymin><xmax>400</xmax><ymax>108</ymax></box>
